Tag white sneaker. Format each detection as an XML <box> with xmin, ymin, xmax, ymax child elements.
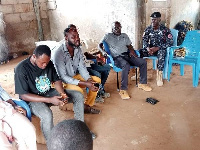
<box><xmin>157</xmin><ymin>70</ymin><xmax>163</xmax><ymax>86</ymax></box>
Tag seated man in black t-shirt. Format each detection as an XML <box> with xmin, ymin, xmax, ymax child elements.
<box><xmin>14</xmin><ymin>45</ymin><xmax>85</xmax><ymax>141</ymax></box>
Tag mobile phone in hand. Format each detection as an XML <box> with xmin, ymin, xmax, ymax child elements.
<box><xmin>94</xmin><ymin>83</ymin><xmax>100</xmax><ymax>88</ymax></box>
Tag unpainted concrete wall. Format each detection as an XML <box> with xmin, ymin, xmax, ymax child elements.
<box><xmin>170</xmin><ymin>0</ymin><xmax>200</xmax><ymax>29</ymax></box>
<box><xmin>0</xmin><ymin>0</ymin><xmax>51</xmax><ymax>54</ymax></box>
<box><xmin>48</xmin><ymin>0</ymin><xmax>138</xmax><ymax>49</ymax></box>
<box><xmin>48</xmin><ymin>0</ymin><xmax>200</xmax><ymax>49</ymax></box>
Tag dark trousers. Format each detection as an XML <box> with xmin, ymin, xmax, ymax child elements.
<box><xmin>114</xmin><ymin>55</ymin><xmax>147</xmax><ymax>90</ymax></box>
<box><xmin>87</xmin><ymin>63</ymin><xmax>111</xmax><ymax>87</ymax></box>
<box><xmin>139</xmin><ymin>48</ymin><xmax>166</xmax><ymax>71</ymax></box>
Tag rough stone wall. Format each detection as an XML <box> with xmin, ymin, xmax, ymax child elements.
<box><xmin>48</xmin><ymin>0</ymin><xmax>138</xmax><ymax>49</ymax></box>
<box><xmin>0</xmin><ymin>0</ymin><xmax>51</xmax><ymax>54</ymax></box>
<box><xmin>170</xmin><ymin>0</ymin><xmax>200</xmax><ymax>29</ymax></box>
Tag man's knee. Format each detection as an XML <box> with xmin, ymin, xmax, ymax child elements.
<box><xmin>66</xmin><ymin>90</ymin><xmax>84</xmax><ymax>103</ymax></box>
<box><xmin>157</xmin><ymin>49</ymin><xmax>166</xmax><ymax>58</ymax></box>
<box><xmin>104</xmin><ymin>64</ymin><xmax>111</xmax><ymax>71</ymax></box>
<box><xmin>93</xmin><ymin>71</ymin><xmax>101</xmax><ymax>79</ymax></box>
<box><xmin>73</xmin><ymin>91</ymin><xmax>84</xmax><ymax>101</ymax></box>
<box><xmin>142</xmin><ymin>58</ymin><xmax>147</xmax><ymax>66</ymax></box>
<box><xmin>137</xmin><ymin>57</ymin><xmax>147</xmax><ymax>67</ymax></box>
<box><xmin>30</xmin><ymin>103</ymin><xmax>53</xmax><ymax>122</ymax></box>
<box><xmin>122</xmin><ymin>62</ymin><xmax>130</xmax><ymax>70</ymax></box>
<box><xmin>64</xmin><ymin>84</ymin><xmax>84</xmax><ymax>94</ymax></box>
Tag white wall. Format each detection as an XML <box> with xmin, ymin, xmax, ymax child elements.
<box><xmin>170</xmin><ymin>0</ymin><xmax>200</xmax><ymax>29</ymax></box>
<box><xmin>48</xmin><ymin>0</ymin><xmax>138</xmax><ymax>48</ymax></box>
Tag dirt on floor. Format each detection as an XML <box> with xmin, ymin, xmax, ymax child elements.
<box><xmin>0</xmin><ymin>55</ymin><xmax>200</xmax><ymax>150</ymax></box>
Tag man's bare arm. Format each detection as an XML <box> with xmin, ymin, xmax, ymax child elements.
<box><xmin>127</xmin><ymin>44</ymin><xmax>138</xmax><ymax>57</ymax></box>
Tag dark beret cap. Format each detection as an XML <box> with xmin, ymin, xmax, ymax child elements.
<box><xmin>150</xmin><ymin>12</ymin><xmax>161</xmax><ymax>18</ymax></box>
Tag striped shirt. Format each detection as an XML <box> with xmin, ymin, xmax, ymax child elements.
<box><xmin>51</xmin><ymin>41</ymin><xmax>90</xmax><ymax>85</ymax></box>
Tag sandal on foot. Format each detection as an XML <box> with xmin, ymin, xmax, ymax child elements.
<box><xmin>101</xmin><ymin>92</ymin><xmax>110</xmax><ymax>98</ymax></box>
<box><xmin>84</xmin><ymin>106</ymin><xmax>101</xmax><ymax>114</ymax></box>
<box><xmin>95</xmin><ymin>96</ymin><xmax>104</xmax><ymax>103</ymax></box>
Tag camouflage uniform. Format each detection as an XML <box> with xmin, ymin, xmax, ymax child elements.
<box><xmin>139</xmin><ymin>24</ymin><xmax>173</xmax><ymax>71</ymax></box>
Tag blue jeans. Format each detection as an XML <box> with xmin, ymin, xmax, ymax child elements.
<box><xmin>29</xmin><ymin>88</ymin><xmax>84</xmax><ymax>140</ymax></box>
<box><xmin>87</xmin><ymin>63</ymin><xmax>111</xmax><ymax>87</ymax></box>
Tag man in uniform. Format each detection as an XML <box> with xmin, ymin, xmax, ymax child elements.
<box><xmin>139</xmin><ymin>12</ymin><xmax>173</xmax><ymax>86</ymax></box>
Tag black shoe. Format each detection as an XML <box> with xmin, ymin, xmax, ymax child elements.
<box><xmin>84</xmin><ymin>105</ymin><xmax>101</xmax><ymax>114</ymax></box>
<box><xmin>90</xmin><ymin>131</ymin><xmax>97</xmax><ymax>140</ymax></box>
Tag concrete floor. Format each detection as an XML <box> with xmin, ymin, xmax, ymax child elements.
<box><xmin>1</xmin><ymin>56</ymin><xmax>200</xmax><ymax>150</ymax></box>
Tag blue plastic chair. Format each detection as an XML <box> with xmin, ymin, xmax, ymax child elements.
<box><xmin>13</xmin><ymin>99</ymin><xmax>32</xmax><ymax>121</ymax></box>
<box><xmin>167</xmin><ymin>30</ymin><xmax>200</xmax><ymax>87</ymax></box>
<box><xmin>142</xmin><ymin>29</ymin><xmax>178</xmax><ymax>79</ymax></box>
<box><xmin>102</xmin><ymin>41</ymin><xmax>138</xmax><ymax>91</ymax></box>
<box><xmin>195</xmin><ymin>54</ymin><xmax>200</xmax><ymax>87</ymax></box>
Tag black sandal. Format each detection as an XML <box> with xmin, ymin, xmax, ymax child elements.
<box><xmin>90</xmin><ymin>107</ymin><xmax>101</xmax><ymax>114</ymax></box>
<box><xmin>84</xmin><ymin>105</ymin><xmax>101</xmax><ymax>114</ymax></box>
